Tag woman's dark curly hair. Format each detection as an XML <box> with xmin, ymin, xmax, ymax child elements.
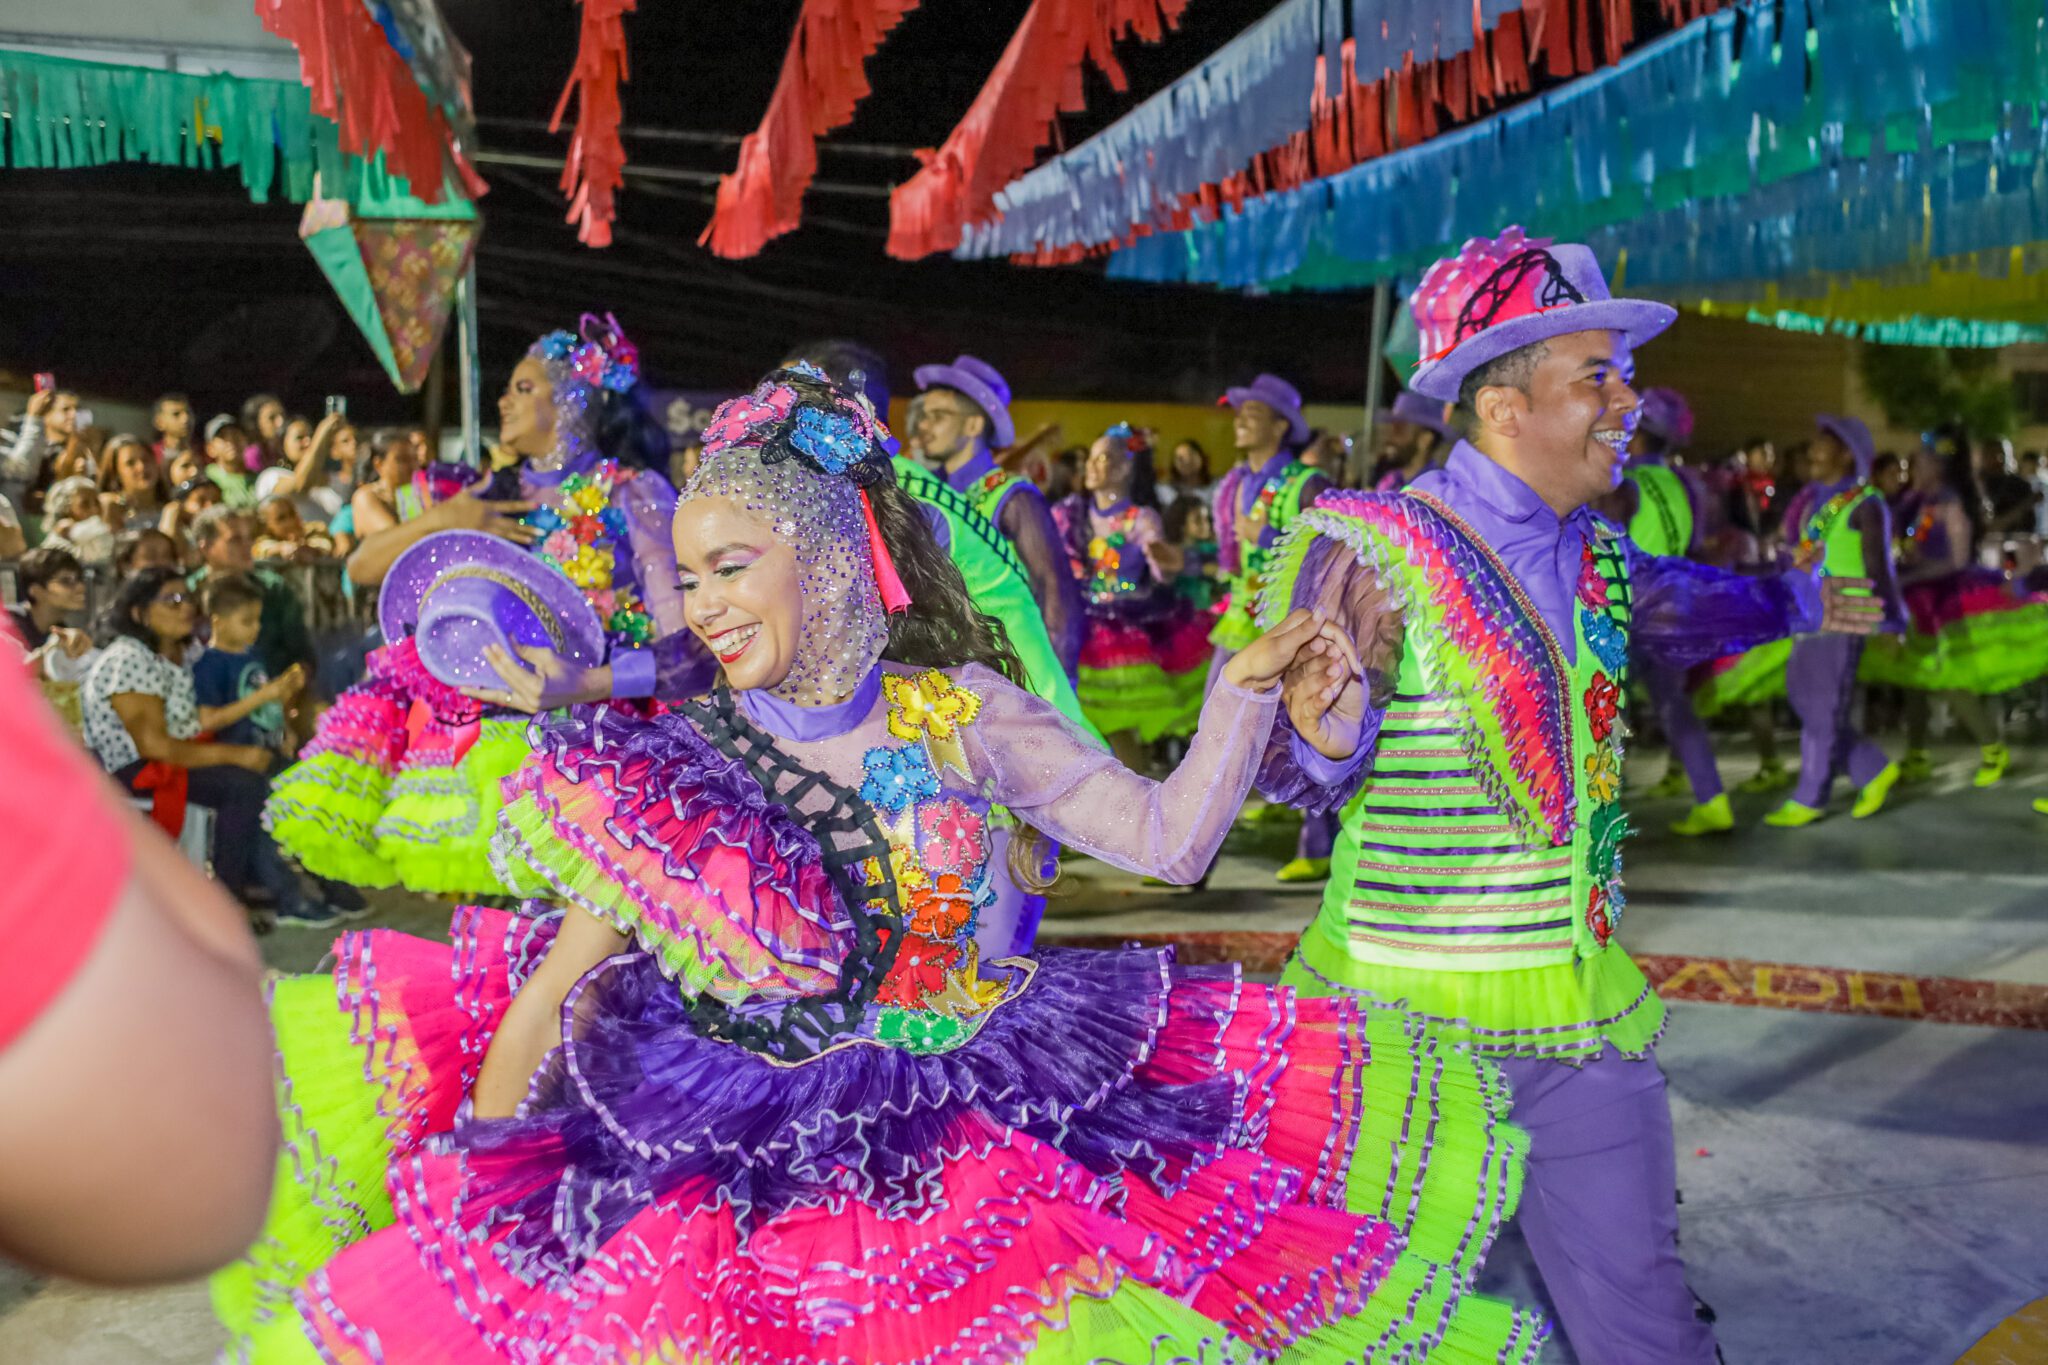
<box><xmin>105</xmin><ymin>566</ymin><xmax>185</xmax><ymax>652</ymax></box>
<box><xmin>708</xmin><ymin>365</ymin><xmax>1052</xmax><ymax>889</ymax></box>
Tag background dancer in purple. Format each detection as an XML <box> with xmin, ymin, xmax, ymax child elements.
<box><xmin>1766</xmin><ymin>414</ymin><xmax>1907</xmax><ymax>827</ymax></box>
<box><xmin>912</xmin><ymin>354</ymin><xmax>1084</xmax><ymax>676</ymax></box>
<box><xmin>1599</xmin><ymin>388</ymin><xmax>1730</xmax><ymax>834</ymax></box>
<box><xmin>1207</xmin><ymin>373</ymin><xmax>1336</xmax><ymax>882</ymax></box>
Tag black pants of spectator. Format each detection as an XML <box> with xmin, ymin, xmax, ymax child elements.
<box><xmin>115</xmin><ymin>760</ymin><xmax>311</xmax><ymax>914</ymax></box>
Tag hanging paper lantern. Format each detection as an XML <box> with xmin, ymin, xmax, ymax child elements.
<box><xmin>300</xmin><ymin>167</ymin><xmax>479</xmax><ymax>392</ymax></box>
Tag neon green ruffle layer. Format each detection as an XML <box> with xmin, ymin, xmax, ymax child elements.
<box><xmin>1076</xmin><ymin>660</ymin><xmax>1208</xmax><ymax>742</ymax></box>
<box><xmin>1286</xmin><ymin>929</ymin><xmax>1667</xmax><ymax>1065</ymax></box>
<box><xmin>1691</xmin><ymin>638</ymin><xmax>1792</xmax><ymax>717</ymax></box>
<box><xmin>264</xmin><ymin>750</ymin><xmax>399</xmax><ymax>888</ymax></box>
<box><xmin>1859</xmin><ymin>606</ymin><xmax>2048</xmax><ymax>695</ymax></box>
<box><xmin>372</xmin><ymin>717</ymin><xmax>529</xmax><ymax>896</ymax></box>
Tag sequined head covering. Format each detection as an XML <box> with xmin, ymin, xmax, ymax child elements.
<box><xmin>682</xmin><ymin>363</ymin><xmax>906</xmax><ymax>705</ymax></box>
<box><xmin>527</xmin><ymin>312</ymin><xmax>642</xmax><ymax>472</ymax></box>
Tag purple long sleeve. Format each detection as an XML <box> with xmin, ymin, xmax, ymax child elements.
<box><xmin>1251</xmin><ymin>535</ymin><xmax>1389</xmax><ymax>816</ymax></box>
<box><xmin>1000</xmin><ymin>489</ymin><xmax>1086</xmax><ymax>675</ymax></box>
<box><xmin>962</xmin><ymin>663</ymin><xmax>1277</xmax><ymax>884</ymax></box>
<box><xmin>618</xmin><ymin>472</ymin><xmax>718</xmax><ymax>700</ymax></box>
<box><xmin>1627</xmin><ymin>544</ymin><xmax>1823</xmax><ymax>670</ymax></box>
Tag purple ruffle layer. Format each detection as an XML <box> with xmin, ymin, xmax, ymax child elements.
<box><xmin>442</xmin><ymin>945</ymin><xmax>1254</xmax><ymax>1290</ymax></box>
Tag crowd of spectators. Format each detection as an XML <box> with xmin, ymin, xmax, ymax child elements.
<box><xmin>2</xmin><ymin>385</ymin><xmax>414</xmax><ymax>932</ymax></box>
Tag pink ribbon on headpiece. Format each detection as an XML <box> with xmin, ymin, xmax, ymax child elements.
<box><xmin>859</xmin><ymin>488</ymin><xmax>913</xmax><ymax>614</ymax></box>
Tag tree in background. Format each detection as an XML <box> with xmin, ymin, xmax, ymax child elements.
<box><xmin>1856</xmin><ymin>344</ymin><xmax>2018</xmax><ymax>441</ymax></box>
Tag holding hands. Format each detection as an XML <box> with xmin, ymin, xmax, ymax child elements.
<box><xmin>1222</xmin><ymin>606</ymin><xmax>1395</xmax><ymax>762</ymax></box>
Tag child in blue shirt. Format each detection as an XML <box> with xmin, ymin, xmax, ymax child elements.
<box><xmin>194</xmin><ymin>575</ymin><xmax>304</xmax><ymax>751</ymax></box>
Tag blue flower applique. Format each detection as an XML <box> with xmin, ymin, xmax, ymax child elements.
<box><xmin>859</xmin><ymin>744</ymin><xmax>939</xmax><ymax>817</ymax></box>
<box><xmin>789</xmin><ymin>407</ymin><xmax>867</xmax><ymax>474</ymax></box>
<box><xmin>1581</xmin><ymin>609</ymin><xmax>1629</xmax><ymax>675</ymax></box>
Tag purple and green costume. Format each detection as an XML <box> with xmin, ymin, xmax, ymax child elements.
<box><xmin>1260</xmin><ymin>444</ymin><xmax>1822</xmax><ymax>1364</ymax></box>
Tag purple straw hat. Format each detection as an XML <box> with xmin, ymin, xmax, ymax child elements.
<box><xmin>1218</xmin><ymin>373</ymin><xmax>1309</xmax><ymax>446</ymax></box>
<box><xmin>1407</xmin><ymin>227</ymin><xmax>1677</xmax><ymax>403</ymax></box>
<box><xmin>1816</xmin><ymin>413</ymin><xmax>1876</xmax><ymax>480</ymax></box>
<box><xmin>1375</xmin><ymin>389</ymin><xmax>1454</xmax><ymax>439</ymax></box>
<box><xmin>379</xmin><ymin>530</ymin><xmax>607</xmax><ymax>690</ymax></box>
<box><xmin>913</xmin><ymin>354</ymin><xmax>1016</xmax><ymax>449</ymax></box>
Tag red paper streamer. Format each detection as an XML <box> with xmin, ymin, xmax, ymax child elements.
<box><xmin>700</xmin><ymin>0</ymin><xmax>921</xmax><ymax>260</ymax></box>
<box><xmin>551</xmin><ymin>0</ymin><xmax>636</xmax><ymax>248</ymax></box>
<box><xmin>885</xmin><ymin>0</ymin><xmax>1190</xmax><ymax>261</ymax></box>
<box><xmin>255</xmin><ymin>0</ymin><xmax>482</xmax><ymax>203</ymax></box>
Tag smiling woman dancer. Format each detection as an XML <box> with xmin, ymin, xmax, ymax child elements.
<box><xmin>263</xmin><ymin>316</ymin><xmax>711</xmax><ymax>895</ymax></box>
<box><xmin>213</xmin><ymin>367</ymin><xmax>1546</xmax><ymax>1364</ymax></box>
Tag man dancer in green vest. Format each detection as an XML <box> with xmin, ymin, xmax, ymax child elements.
<box><xmin>912</xmin><ymin>354</ymin><xmax>1084</xmax><ymax>678</ymax></box>
<box><xmin>1601</xmin><ymin>387</ymin><xmax>1733</xmax><ymax>835</ymax></box>
<box><xmin>1207</xmin><ymin>374</ymin><xmax>1336</xmax><ymax>882</ymax></box>
<box><xmin>1256</xmin><ymin>228</ymin><xmax>1883</xmax><ymax>1364</ymax></box>
<box><xmin>1763</xmin><ymin>413</ymin><xmax>1906</xmax><ymax>827</ymax></box>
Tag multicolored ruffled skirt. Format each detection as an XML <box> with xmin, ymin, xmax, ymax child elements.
<box><xmin>264</xmin><ymin>638</ymin><xmax>528</xmax><ymax>897</ymax></box>
<box><xmin>1076</xmin><ymin>599</ymin><xmax>1214</xmax><ymax>742</ymax></box>
<box><xmin>1689</xmin><ymin>637</ymin><xmax>1792</xmax><ymax>717</ymax></box>
<box><xmin>1858</xmin><ymin>569</ymin><xmax>2048</xmax><ymax>695</ymax></box>
<box><xmin>214</xmin><ymin>906</ymin><xmax>1548</xmax><ymax>1363</ymax></box>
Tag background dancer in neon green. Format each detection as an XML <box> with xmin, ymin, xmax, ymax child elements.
<box><xmin>1256</xmin><ymin>228</ymin><xmax>1884</xmax><ymax>1364</ymax></box>
<box><xmin>1764</xmin><ymin>415</ymin><xmax>1907</xmax><ymax>827</ymax></box>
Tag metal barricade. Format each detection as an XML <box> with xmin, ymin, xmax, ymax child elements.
<box><xmin>1</xmin><ymin>557</ymin><xmax>362</xmax><ymax>634</ymax></box>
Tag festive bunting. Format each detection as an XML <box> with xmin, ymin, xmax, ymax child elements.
<box><xmin>701</xmin><ymin>0</ymin><xmax>921</xmax><ymax>259</ymax></box>
<box><xmin>1722</xmin><ymin>308</ymin><xmax>2048</xmax><ymax>348</ymax></box>
<box><xmin>1104</xmin><ymin>0</ymin><xmax>2048</xmax><ymax>296</ymax></box>
<box><xmin>1677</xmin><ymin>243</ymin><xmax>2048</xmax><ymax>338</ymax></box>
<box><xmin>254</xmin><ymin>0</ymin><xmax>481</xmax><ymax>204</ymax></box>
<box><xmin>551</xmin><ymin>0</ymin><xmax>636</xmax><ymax>248</ymax></box>
<box><xmin>956</xmin><ymin>0</ymin><xmax>1731</xmax><ymax>263</ymax></box>
<box><xmin>885</xmin><ymin>0</ymin><xmax>1190</xmax><ymax>260</ymax></box>
<box><xmin>0</xmin><ymin>48</ymin><xmax>458</xmax><ymax>207</ymax></box>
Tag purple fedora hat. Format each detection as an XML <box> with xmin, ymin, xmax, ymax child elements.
<box><xmin>1817</xmin><ymin>413</ymin><xmax>1876</xmax><ymax>480</ymax></box>
<box><xmin>1407</xmin><ymin>227</ymin><xmax>1677</xmax><ymax>403</ymax></box>
<box><xmin>1375</xmin><ymin>388</ymin><xmax>1454</xmax><ymax>439</ymax></box>
<box><xmin>913</xmin><ymin>354</ymin><xmax>1016</xmax><ymax>449</ymax></box>
<box><xmin>379</xmin><ymin>530</ymin><xmax>607</xmax><ymax>691</ymax></box>
<box><xmin>1636</xmin><ymin>387</ymin><xmax>1695</xmax><ymax>447</ymax></box>
<box><xmin>1219</xmin><ymin>372</ymin><xmax>1309</xmax><ymax>446</ymax></box>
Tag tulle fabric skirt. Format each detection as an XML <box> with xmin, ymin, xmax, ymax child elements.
<box><xmin>214</xmin><ymin>906</ymin><xmax>1549</xmax><ymax>1364</ymax></box>
<box><xmin>1075</xmin><ymin>601</ymin><xmax>1214</xmax><ymax>742</ymax></box>
<box><xmin>1858</xmin><ymin>570</ymin><xmax>2048</xmax><ymax>695</ymax></box>
<box><xmin>264</xmin><ymin>640</ymin><xmax>528</xmax><ymax>897</ymax></box>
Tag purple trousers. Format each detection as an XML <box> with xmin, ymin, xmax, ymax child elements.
<box><xmin>1785</xmin><ymin>634</ymin><xmax>1889</xmax><ymax>807</ymax></box>
<box><xmin>1498</xmin><ymin>1047</ymin><xmax>1719</xmax><ymax>1364</ymax></box>
<box><xmin>1644</xmin><ymin>660</ymin><xmax>1722</xmax><ymax>803</ymax></box>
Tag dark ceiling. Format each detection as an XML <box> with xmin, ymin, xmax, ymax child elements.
<box><xmin>0</xmin><ymin>0</ymin><xmax>1652</xmax><ymax>421</ymax></box>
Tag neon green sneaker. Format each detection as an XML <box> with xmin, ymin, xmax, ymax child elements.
<box><xmin>1646</xmin><ymin>767</ymin><xmax>1690</xmax><ymax>800</ymax></box>
<box><xmin>1275</xmin><ymin>857</ymin><xmax>1331</xmax><ymax>884</ymax></box>
<box><xmin>1737</xmin><ymin>762</ymin><xmax>1792</xmax><ymax>795</ymax></box>
<box><xmin>1764</xmin><ymin>800</ymin><xmax>1827</xmax><ymax>828</ymax></box>
<box><xmin>1852</xmin><ymin>762</ymin><xmax>1901</xmax><ymax>819</ymax></box>
<box><xmin>2033</xmin><ymin>796</ymin><xmax>2048</xmax><ymax>816</ymax></box>
<box><xmin>1974</xmin><ymin>744</ymin><xmax>2011</xmax><ymax>788</ymax></box>
<box><xmin>1899</xmin><ymin>749</ymin><xmax>1935</xmax><ymax>783</ymax></box>
<box><xmin>1670</xmin><ymin>794</ymin><xmax>1734</xmax><ymax>836</ymax></box>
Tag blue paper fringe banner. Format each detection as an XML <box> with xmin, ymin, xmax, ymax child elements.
<box><xmin>1097</xmin><ymin>0</ymin><xmax>2048</xmax><ymax>299</ymax></box>
<box><xmin>960</xmin><ymin>0</ymin><xmax>1537</xmax><ymax>262</ymax></box>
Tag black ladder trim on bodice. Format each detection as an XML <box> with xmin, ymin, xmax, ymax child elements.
<box><xmin>674</xmin><ymin>689</ymin><xmax>906</xmax><ymax>1061</ymax></box>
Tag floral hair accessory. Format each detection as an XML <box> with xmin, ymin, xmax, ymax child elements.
<box><xmin>1103</xmin><ymin>421</ymin><xmax>1152</xmax><ymax>459</ymax></box>
<box><xmin>533</xmin><ymin>311</ymin><xmax>641</xmax><ymax>396</ymax></box>
<box><xmin>700</xmin><ymin>365</ymin><xmax>894</xmax><ymax>490</ymax></box>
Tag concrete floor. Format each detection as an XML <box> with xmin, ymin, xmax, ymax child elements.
<box><xmin>3</xmin><ymin>745</ymin><xmax>2045</xmax><ymax>1364</ymax></box>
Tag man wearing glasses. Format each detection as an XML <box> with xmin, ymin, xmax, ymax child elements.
<box><xmin>913</xmin><ymin>355</ymin><xmax>1084</xmax><ymax>676</ymax></box>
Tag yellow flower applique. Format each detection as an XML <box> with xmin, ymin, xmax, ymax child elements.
<box><xmin>1584</xmin><ymin>746</ymin><xmax>1621</xmax><ymax>805</ymax></box>
<box><xmin>883</xmin><ymin>670</ymin><xmax>984</xmax><ymax>776</ymax></box>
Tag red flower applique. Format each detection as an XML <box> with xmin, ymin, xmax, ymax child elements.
<box><xmin>1586</xmin><ymin>887</ymin><xmax>1614</xmax><ymax>947</ymax></box>
<box><xmin>1576</xmin><ymin>541</ymin><xmax>1610</xmax><ymax>609</ymax></box>
<box><xmin>571</xmin><ymin>514</ymin><xmax>605</xmax><ymax>545</ymax></box>
<box><xmin>875</xmin><ymin>933</ymin><xmax>961</xmax><ymax>1009</ymax></box>
<box><xmin>906</xmin><ymin>872</ymin><xmax>975</xmax><ymax>939</ymax></box>
<box><xmin>1583</xmin><ymin>673</ymin><xmax>1621</xmax><ymax>744</ymax></box>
